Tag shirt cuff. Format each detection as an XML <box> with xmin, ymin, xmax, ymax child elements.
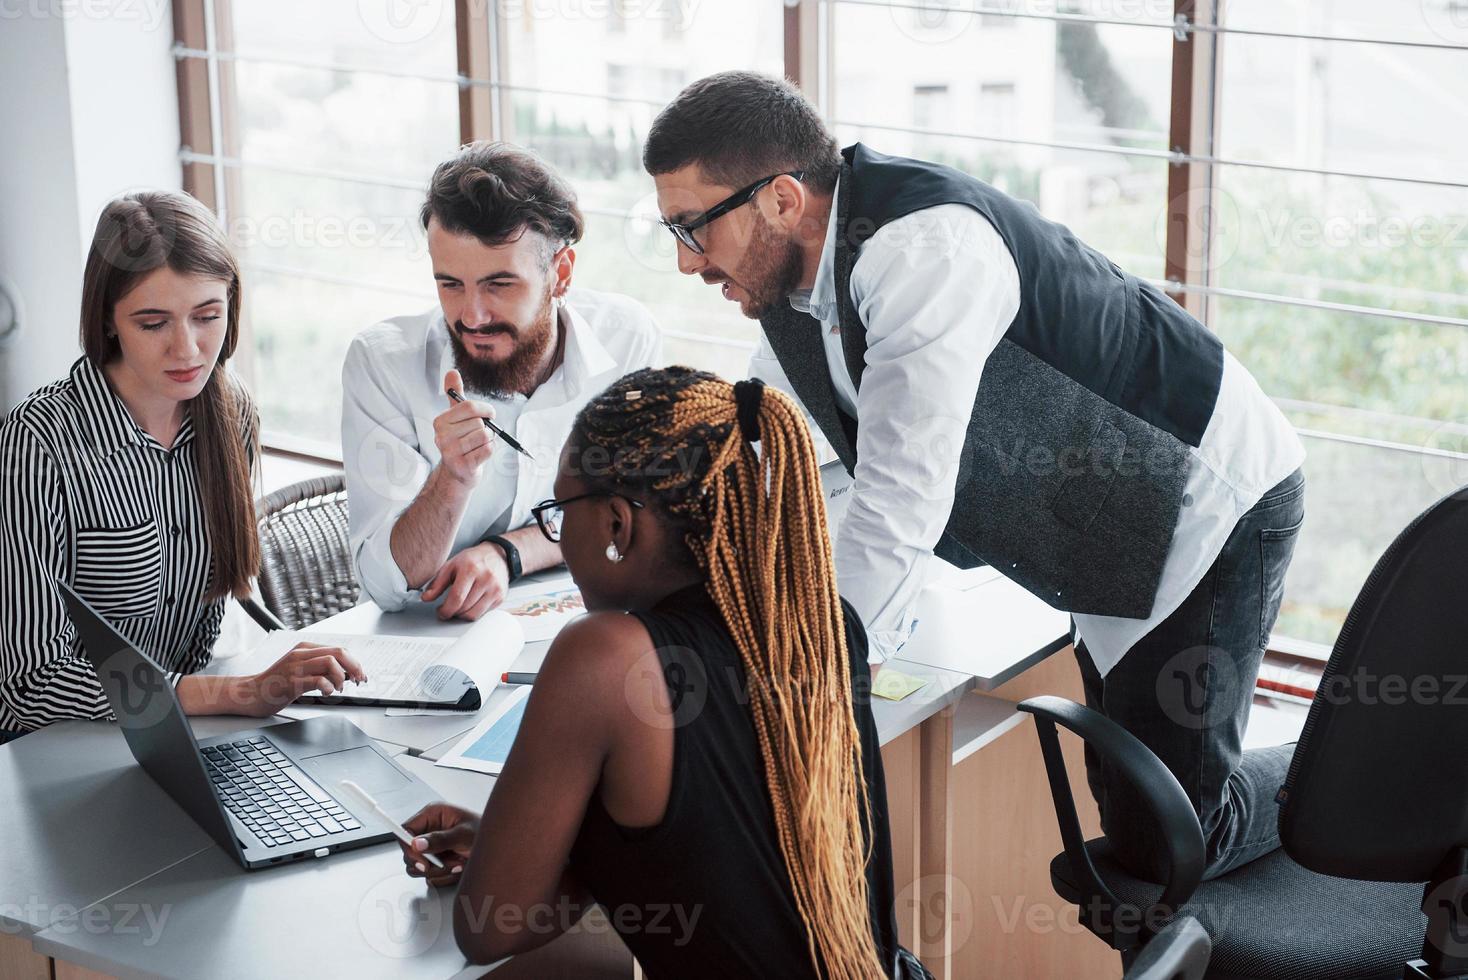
<box><xmin>865</xmin><ymin>624</ymin><xmax>914</xmax><ymax>666</ymax></box>
<box><xmin>355</xmin><ymin>525</ymin><xmax>417</xmax><ymax>612</ymax></box>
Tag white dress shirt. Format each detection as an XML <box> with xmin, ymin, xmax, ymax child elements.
<box><xmin>751</xmin><ymin>180</ymin><xmax>1305</xmax><ymax>673</ymax></box>
<box><xmin>342</xmin><ymin>287</ymin><xmax>662</xmax><ymax>611</ymax></box>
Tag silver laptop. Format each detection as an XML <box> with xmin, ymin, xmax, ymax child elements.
<box><xmin>60</xmin><ymin>582</ymin><xmax>442</xmax><ymax>870</ymax></box>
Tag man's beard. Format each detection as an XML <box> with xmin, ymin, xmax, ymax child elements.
<box><xmin>709</xmin><ymin>212</ymin><xmax>804</xmax><ymax>319</ymax></box>
<box><xmin>447</xmin><ymin>292</ymin><xmax>558</xmax><ymax>399</ymax></box>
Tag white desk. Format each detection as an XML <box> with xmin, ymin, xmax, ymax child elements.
<box><xmin>4</xmin><ymin>568</ymin><xmax>1071</xmax><ymax>980</ymax></box>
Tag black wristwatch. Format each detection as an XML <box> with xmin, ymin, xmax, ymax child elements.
<box><xmin>483</xmin><ymin>534</ymin><xmax>523</xmax><ymax>584</ymax></box>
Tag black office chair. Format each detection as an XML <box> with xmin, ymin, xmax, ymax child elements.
<box><xmin>1126</xmin><ymin>915</ymin><xmax>1211</xmax><ymax>980</ymax></box>
<box><xmin>1022</xmin><ymin>484</ymin><xmax>1468</xmax><ymax>979</ymax></box>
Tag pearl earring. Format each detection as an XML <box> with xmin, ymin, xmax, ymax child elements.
<box><xmin>605</xmin><ymin>542</ymin><xmax>623</xmax><ymax>563</ymax></box>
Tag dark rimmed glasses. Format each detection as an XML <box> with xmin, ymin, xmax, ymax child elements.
<box><xmin>531</xmin><ymin>492</ymin><xmax>645</xmax><ymax>543</ymax></box>
<box><xmin>659</xmin><ymin>170</ymin><xmax>805</xmax><ymax>255</ymax></box>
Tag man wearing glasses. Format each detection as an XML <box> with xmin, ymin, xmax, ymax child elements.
<box><xmin>342</xmin><ymin>142</ymin><xmax>661</xmax><ymax>622</ymax></box>
<box><xmin>643</xmin><ymin>72</ymin><xmax>1306</xmax><ymax>884</ymax></box>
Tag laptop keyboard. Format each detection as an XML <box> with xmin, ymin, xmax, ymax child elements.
<box><xmin>201</xmin><ymin>736</ymin><xmax>363</xmax><ymax>849</ymax></box>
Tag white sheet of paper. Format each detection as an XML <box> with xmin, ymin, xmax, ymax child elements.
<box><xmin>246</xmin><ymin>609</ymin><xmax>525</xmax><ymax>706</ymax></box>
<box><xmin>501</xmin><ymin>577</ymin><xmax>586</xmax><ymax>643</ymax></box>
<box><xmin>435</xmin><ymin>685</ymin><xmax>533</xmax><ymax>775</ymax></box>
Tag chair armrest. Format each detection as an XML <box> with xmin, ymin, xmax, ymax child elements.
<box><xmin>1018</xmin><ymin>695</ymin><xmax>1206</xmax><ymax>942</ymax></box>
<box><xmin>1125</xmin><ymin>914</ymin><xmax>1210</xmax><ymax>980</ymax></box>
<box><xmin>239</xmin><ymin>596</ymin><xmax>286</xmax><ymax>633</ymax></box>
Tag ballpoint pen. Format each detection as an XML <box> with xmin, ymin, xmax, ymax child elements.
<box><xmin>445</xmin><ymin>387</ymin><xmax>535</xmax><ymax>461</ymax></box>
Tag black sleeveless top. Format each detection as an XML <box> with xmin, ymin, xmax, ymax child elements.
<box><xmin>568</xmin><ymin>583</ymin><xmax>902</xmax><ymax>979</ymax></box>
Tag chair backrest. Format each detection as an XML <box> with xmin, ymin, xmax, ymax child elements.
<box><xmin>1124</xmin><ymin>915</ymin><xmax>1211</xmax><ymax>980</ymax></box>
<box><xmin>1279</xmin><ymin>485</ymin><xmax>1468</xmax><ymax>882</ymax></box>
<box><xmin>254</xmin><ymin>474</ymin><xmax>360</xmax><ymax>630</ymax></box>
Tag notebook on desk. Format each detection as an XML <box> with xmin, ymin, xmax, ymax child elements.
<box><xmin>245</xmin><ymin>611</ymin><xmax>525</xmax><ymax>711</ymax></box>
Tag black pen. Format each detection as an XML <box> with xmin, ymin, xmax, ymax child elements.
<box><xmin>445</xmin><ymin>387</ymin><xmax>535</xmax><ymax>461</ymax></box>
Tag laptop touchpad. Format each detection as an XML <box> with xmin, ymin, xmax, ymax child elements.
<box><xmin>300</xmin><ymin>746</ymin><xmax>409</xmax><ymax>796</ymax></box>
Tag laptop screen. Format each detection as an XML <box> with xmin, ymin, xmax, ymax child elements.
<box><xmin>58</xmin><ymin>582</ymin><xmax>244</xmax><ymax>860</ymax></box>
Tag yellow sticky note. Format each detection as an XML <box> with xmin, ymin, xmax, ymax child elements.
<box><xmin>872</xmin><ymin>669</ymin><xmax>930</xmax><ymax>702</ymax></box>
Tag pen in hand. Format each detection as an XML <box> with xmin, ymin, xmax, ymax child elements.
<box><xmin>445</xmin><ymin>387</ymin><xmax>535</xmax><ymax>461</ymax></box>
<box><xmin>337</xmin><ymin>779</ymin><xmax>446</xmax><ymax>869</ymax></box>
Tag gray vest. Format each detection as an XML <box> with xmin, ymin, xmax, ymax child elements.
<box><xmin>759</xmin><ymin>144</ymin><xmax>1224</xmax><ymax>619</ymax></box>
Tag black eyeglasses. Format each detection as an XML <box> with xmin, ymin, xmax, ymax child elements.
<box><xmin>530</xmin><ymin>492</ymin><xmax>645</xmax><ymax>543</ymax></box>
<box><xmin>659</xmin><ymin>170</ymin><xmax>805</xmax><ymax>255</ymax></box>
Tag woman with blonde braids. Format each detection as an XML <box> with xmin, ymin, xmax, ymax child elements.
<box><xmin>396</xmin><ymin>366</ymin><xmax>931</xmax><ymax>978</ymax></box>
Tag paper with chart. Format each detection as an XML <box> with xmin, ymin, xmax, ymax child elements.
<box><xmin>435</xmin><ymin>685</ymin><xmax>532</xmax><ymax>775</ymax></box>
<box><xmin>502</xmin><ymin>577</ymin><xmax>586</xmax><ymax>643</ymax></box>
<box><xmin>247</xmin><ymin>609</ymin><xmax>525</xmax><ymax>708</ymax></box>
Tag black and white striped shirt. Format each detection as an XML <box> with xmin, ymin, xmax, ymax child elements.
<box><xmin>0</xmin><ymin>356</ymin><xmax>256</xmax><ymax>732</ymax></box>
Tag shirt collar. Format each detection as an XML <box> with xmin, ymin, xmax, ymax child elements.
<box><xmin>555</xmin><ymin>298</ymin><xmax>615</xmax><ymax>400</ymax></box>
<box><xmin>788</xmin><ymin>174</ymin><xmax>841</xmax><ymax>324</ymax></box>
<box><xmin>69</xmin><ymin>357</ymin><xmax>154</xmax><ymax>458</ymax></box>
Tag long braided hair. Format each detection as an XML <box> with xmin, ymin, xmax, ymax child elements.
<box><xmin>570</xmin><ymin>366</ymin><xmax>884</xmax><ymax>980</ymax></box>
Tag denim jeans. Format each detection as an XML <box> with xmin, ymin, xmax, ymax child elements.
<box><xmin>1074</xmin><ymin>467</ymin><xmax>1306</xmax><ymax>882</ymax></box>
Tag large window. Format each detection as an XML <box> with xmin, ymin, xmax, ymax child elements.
<box><xmin>175</xmin><ymin>0</ymin><xmax>1467</xmax><ymax>650</ymax></box>
<box><xmin>816</xmin><ymin>0</ymin><xmax>1467</xmax><ymax>648</ymax></box>
<box><xmin>176</xmin><ymin>0</ymin><xmax>782</xmax><ymax>456</ymax></box>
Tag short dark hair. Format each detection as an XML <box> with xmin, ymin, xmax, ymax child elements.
<box><xmin>421</xmin><ymin>141</ymin><xmax>584</xmax><ymax>257</ymax></box>
<box><xmin>643</xmin><ymin>71</ymin><xmax>841</xmax><ymax>192</ymax></box>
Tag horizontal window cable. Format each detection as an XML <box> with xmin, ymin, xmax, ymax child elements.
<box><xmin>1180</xmin><ymin>17</ymin><xmax>1468</xmax><ymax>54</ymax></box>
<box><xmin>259</xmin><ymin>431</ymin><xmax>344</xmax><ymax>465</ymax></box>
<box><xmin>827</xmin><ymin>0</ymin><xmax>1171</xmax><ymax>31</ymax></box>
<box><xmin>833</xmin><ymin>116</ymin><xmax>1172</xmax><ymax>161</ymax></box>
<box><xmin>172</xmin><ymin>44</ymin><xmax>669</xmax><ymax>107</ymax></box>
<box><xmin>1249</xmin><ymin>269</ymin><xmax>1468</xmax><ymax>313</ymax></box>
<box><xmin>1292</xmin><ymin>425</ymin><xmax>1468</xmax><ymax>462</ymax></box>
<box><xmin>242</xmin><ymin>260</ymin><xmax>435</xmax><ymax>301</ymax></box>
<box><xmin>1274</xmin><ymin>397</ymin><xmax>1468</xmax><ymax>438</ymax></box>
<box><xmin>830</xmin><ymin>0</ymin><xmax>1468</xmax><ymax>52</ymax></box>
<box><xmin>835</xmin><ymin>118</ymin><xmax>1468</xmax><ymax>190</ymax></box>
<box><xmin>180</xmin><ymin>148</ymin><xmax>427</xmax><ymax>191</ymax></box>
<box><xmin>173</xmin><ymin>43</ymin><xmax>464</xmax><ymax>86</ymax></box>
<box><xmin>1156</xmin><ymin>278</ymin><xmax>1468</xmax><ymax>330</ymax></box>
<box><xmin>179</xmin><ymin>149</ymin><xmax>642</xmax><ymax>219</ymax></box>
<box><xmin>661</xmin><ymin>329</ymin><xmax>759</xmax><ymax>352</ymax></box>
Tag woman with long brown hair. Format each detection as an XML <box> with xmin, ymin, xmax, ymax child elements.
<box><xmin>0</xmin><ymin>190</ymin><xmax>363</xmax><ymax>743</ymax></box>
<box><xmin>396</xmin><ymin>365</ymin><xmax>930</xmax><ymax>978</ymax></box>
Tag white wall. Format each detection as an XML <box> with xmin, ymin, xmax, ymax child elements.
<box><xmin>0</xmin><ymin>1</ymin><xmax>181</xmax><ymax>411</ymax></box>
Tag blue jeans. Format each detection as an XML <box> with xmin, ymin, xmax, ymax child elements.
<box><xmin>1074</xmin><ymin>467</ymin><xmax>1306</xmax><ymax>882</ymax></box>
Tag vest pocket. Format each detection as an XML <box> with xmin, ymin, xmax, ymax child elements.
<box><xmin>73</xmin><ymin>522</ymin><xmax>163</xmax><ymax>620</ymax></box>
<box><xmin>1050</xmin><ymin>421</ymin><xmax>1128</xmax><ymax>532</ymax></box>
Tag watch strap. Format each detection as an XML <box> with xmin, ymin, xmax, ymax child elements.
<box><xmin>483</xmin><ymin>534</ymin><xmax>522</xmax><ymax>583</ymax></box>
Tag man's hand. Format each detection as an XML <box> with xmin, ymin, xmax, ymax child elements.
<box><xmin>433</xmin><ymin>369</ymin><xmax>497</xmax><ymax>486</ymax></box>
<box><xmin>422</xmin><ymin>541</ymin><xmax>510</xmax><ymax>621</ymax></box>
<box><xmin>400</xmin><ymin>802</ymin><xmax>479</xmax><ymax>887</ymax></box>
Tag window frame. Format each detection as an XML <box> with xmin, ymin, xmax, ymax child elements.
<box><xmin>172</xmin><ymin>0</ymin><xmax>1467</xmax><ymax>652</ymax></box>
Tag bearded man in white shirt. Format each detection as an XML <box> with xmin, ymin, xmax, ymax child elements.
<box><xmin>343</xmin><ymin>142</ymin><xmax>661</xmax><ymax>621</ymax></box>
<box><xmin>644</xmin><ymin>72</ymin><xmax>1306</xmax><ymax>884</ymax></box>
